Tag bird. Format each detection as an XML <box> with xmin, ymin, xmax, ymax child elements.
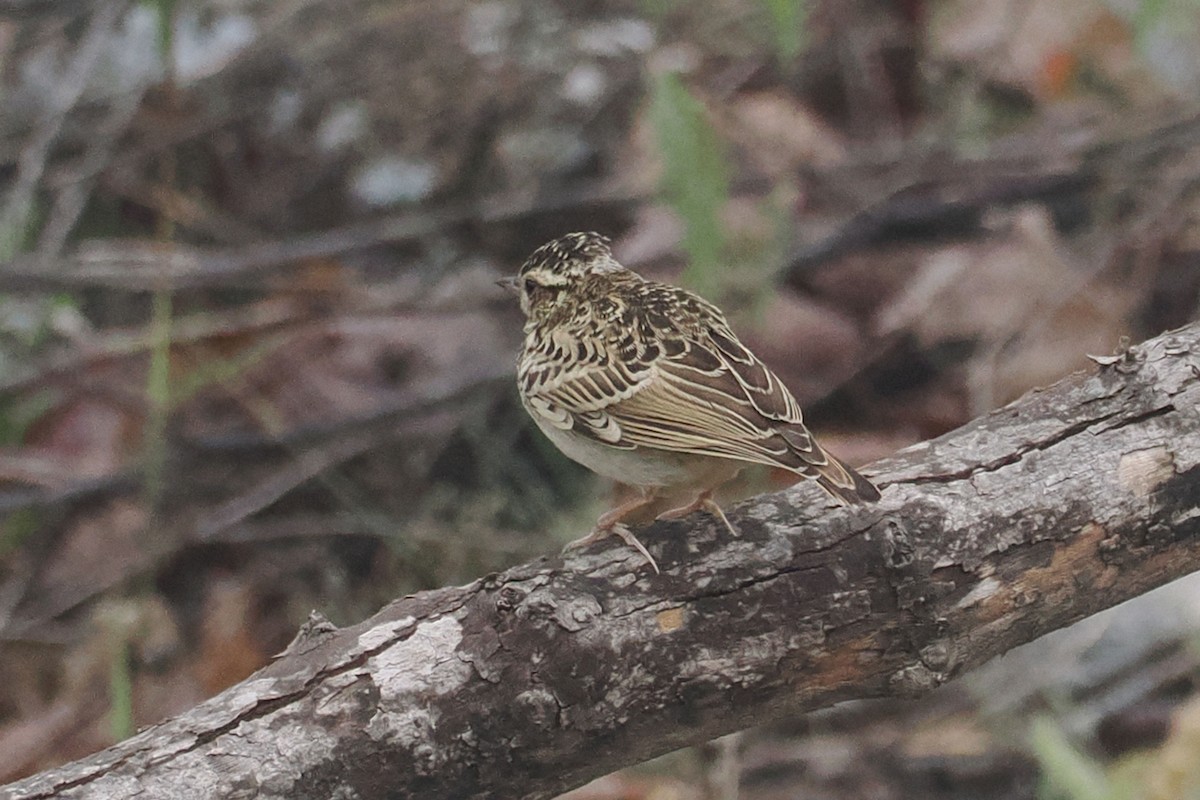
<box><xmin>499</xmin><ymin>232</ymin><xmax>880</xmax><ymax>573</ymax></box>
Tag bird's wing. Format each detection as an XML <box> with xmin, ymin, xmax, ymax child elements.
<box><xmin>520</xmin><ymin>286</ymin><xmax>875</xmax><ymax>500</ymax></box>
<box><xmin>519</xmin><ymin>315</ymin><xmax>651</xmax><ymax>449</ymax></box>
<box><xmin>607</xmin><ymin>310</ymin><xmax>829</xmax><ymax>473</ymax></box>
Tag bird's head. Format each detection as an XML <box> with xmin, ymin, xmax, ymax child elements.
<box><xmin>498</xmin><ymin>232</ymin><xmax>624</xmax><ymax>319</ymax></box>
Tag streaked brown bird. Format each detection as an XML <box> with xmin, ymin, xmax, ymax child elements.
<box><xmin>500</xmin><ymin>232</ymin><xmax>880</xmax><ymax>572</ymax></box>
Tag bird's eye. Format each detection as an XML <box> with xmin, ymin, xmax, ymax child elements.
<box><xmin>525</xmin><ymin>278</ymin><xmax>562</xmax><ymax>299</ymax></box>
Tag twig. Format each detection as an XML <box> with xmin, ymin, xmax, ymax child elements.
<box><xmin>0</xmin><ymin>298</ymin><xmax>316</xmax><ymax>395</ymax></box>
<box><xmin>34</xmin><ymin>84</ymin><xmax>147</xmax><ymax>259</ymax></box>
<box><xmin>0</xmin><ymin>181</ymin><xmax>647</xmax><ymax>291</ymax></box>
<box><xmin>0</xmin><ymin>2</ymin><xmax>128</xmax><ymax>252</ymax></box>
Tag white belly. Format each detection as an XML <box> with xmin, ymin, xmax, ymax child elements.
<box><xmin>533</xmin><ymin>415</ymin><xmax>739</xmax><ymax>489</ymax></box>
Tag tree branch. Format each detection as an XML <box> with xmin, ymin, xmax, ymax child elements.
<box><xmin>4</xmin><ymin>322</ymin><xmax>1200</xmax><ymax>800</ymax></box>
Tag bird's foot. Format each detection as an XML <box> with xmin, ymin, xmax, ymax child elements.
<box><xmin>562</xmin><ymin>526</ymin><xmax>608</xmax><ymax>552</ymax></box>
<box><xmin>608</xmin><ymin>523</ymin><xmax>659</xmax><ymax>574</ymax></box>
<box><xmin>657</xmin><ymin>489</ymin><xmax>739</xmax><ymax>537</ymax></box>
<box><xmin>563</xmin><ymin>522</ymin><xmax>660</xmax><ymax>574</ymax></box>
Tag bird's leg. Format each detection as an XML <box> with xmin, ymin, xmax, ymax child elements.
<box><xmin>564</xmin><ymin>489</ymin><xmax>660</xmax><ymax>573</ymax></box>
<box><xmin>657</xmin><ymin>488</ymin><xmax>738</xmax><ymax>537</ymax></box>
<box><xmin>595</xmin><ymin>490</ymin><xmax>658</xmax><ymax>530</ymax></box>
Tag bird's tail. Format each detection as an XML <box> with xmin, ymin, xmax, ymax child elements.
<box><xmin>812</xmin><ymin>449</ymin><xmax>881</xmax><ymax>505</ymax></box>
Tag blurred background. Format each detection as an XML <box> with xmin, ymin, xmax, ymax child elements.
<box><xmin>1</xmin><ymin>0</ymin><xmax>1199</xmax><ymax>797</ymax></box>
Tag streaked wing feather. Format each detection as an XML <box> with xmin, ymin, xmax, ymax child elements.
<box><xmin>705</xmin><ymin>323</ymin><xmax>809</xmax><ymax>439</ymax></box>
<box><xmin>521</xmin><ymin>337</ymin><xmax>648</xmax><ymax>449</ymax></box>
<box><xmin>612</xmin><ymin>354</ymin><xmax>821</xmax><ymax>473</ymax></box>
<box><xmin>526</xmin><ymin>327</ymin><xmax>825</xmax><ymax>473</ymax></box>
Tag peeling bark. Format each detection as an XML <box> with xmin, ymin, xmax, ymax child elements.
<box><xmin>4</xmin><ymin>323</ymin><xmax>1200</xmax><ymax>800</ymax></box>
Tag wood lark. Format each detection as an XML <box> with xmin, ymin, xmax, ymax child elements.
<box><xmin>500</xmin><ymin>232</ymin><xmax>880</xmax><ymax>573</ymax></box>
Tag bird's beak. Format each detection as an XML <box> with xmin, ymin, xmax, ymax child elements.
<box><xmin>496</xmin><ymin>276</ymin><xmax>520</xmax><ymax>295</ymax></box>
